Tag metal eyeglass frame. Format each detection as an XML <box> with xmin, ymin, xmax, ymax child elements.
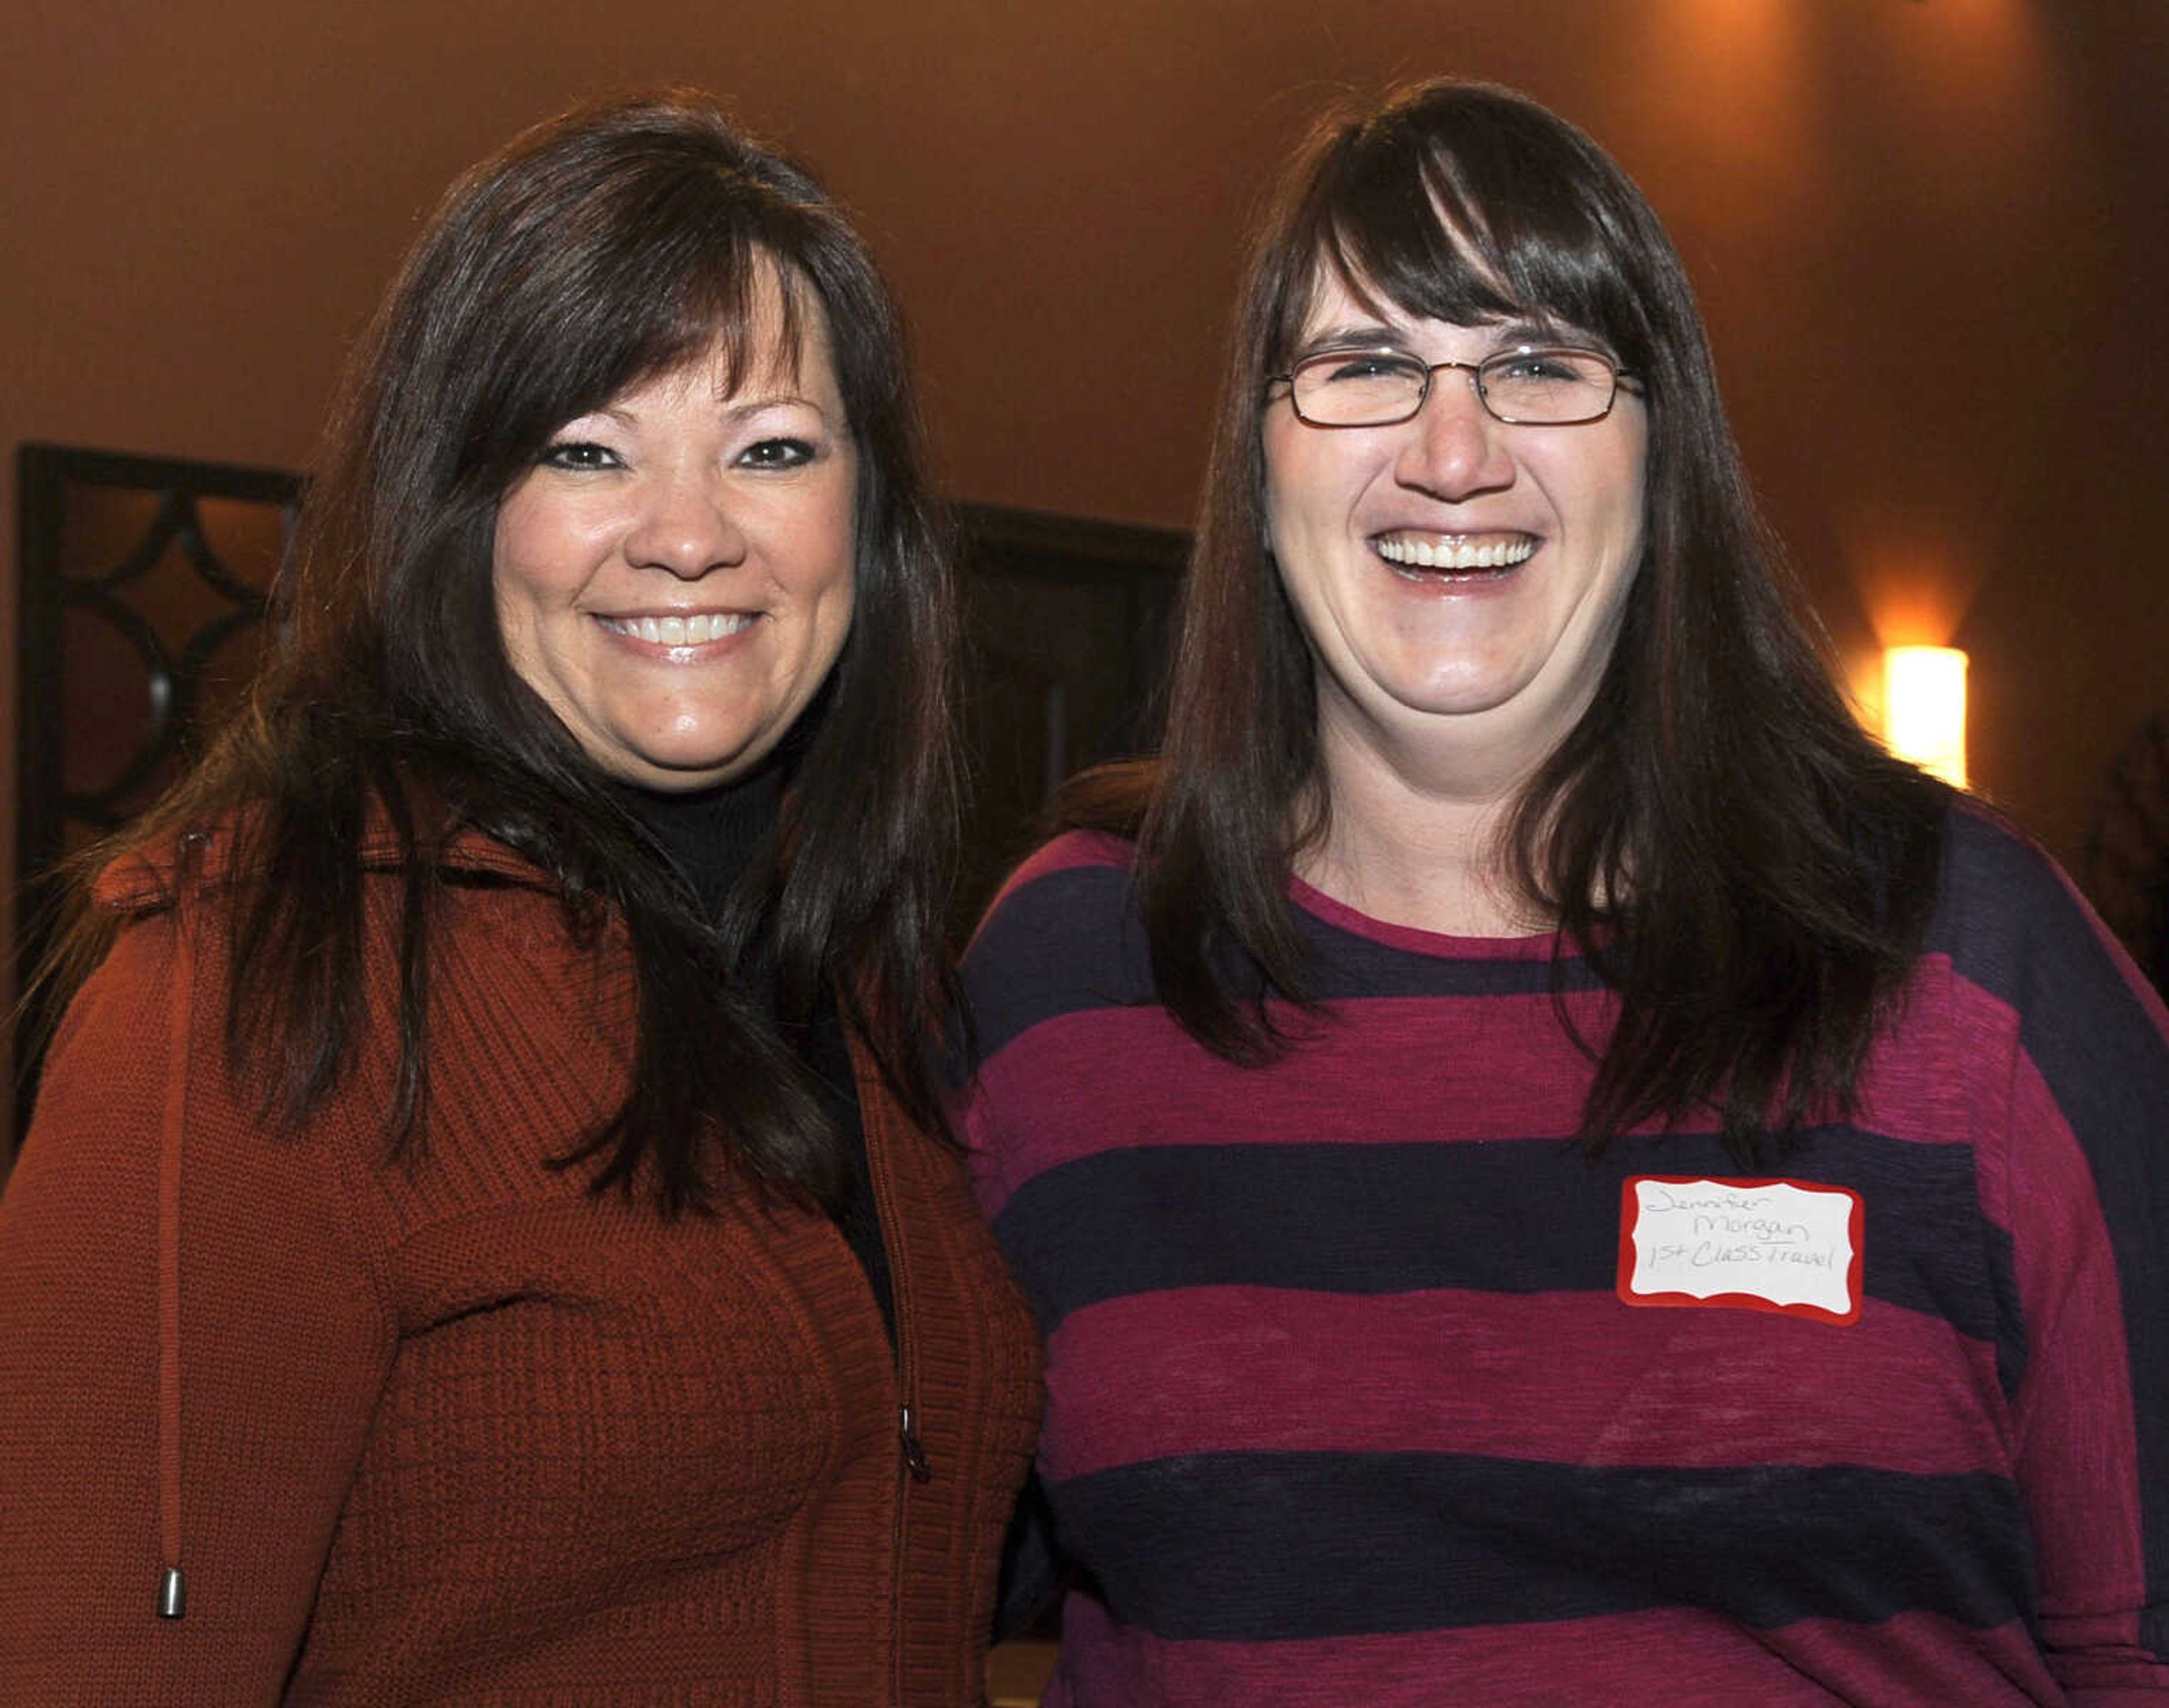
<box><xmin>1269</xmin><ymin>346</ymin><xmax>1644</xmax><ymax>428</ymax></box>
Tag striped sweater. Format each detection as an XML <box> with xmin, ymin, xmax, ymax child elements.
<box><xmin>960</xmin><ymin>808</ymin><xmax>2169</xmax><ymax>1705</ymax></box>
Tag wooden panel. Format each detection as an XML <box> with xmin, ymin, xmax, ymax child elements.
<box><xmin>955</xmin><ymin>502</ymin><xmax>1185</xmax><ymax>924</ymax></box>
<box><xmin>2084</xmin><ymin>712</ymin><xmax>2169</xmax><ymax>992</ymax></box>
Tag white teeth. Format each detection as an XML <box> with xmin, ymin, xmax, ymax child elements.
<box><xmin>600</xmin><ymin>613</ymin><xmax>755</xmax><ymax>644</ymax></box>
<box><xmin>1375</xmin><ymin>535</ymin><xmax>1536</xmax><ymax>572</ymax></box>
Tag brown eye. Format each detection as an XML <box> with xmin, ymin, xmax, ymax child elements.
<box><xmin>737</xmin><ymin>438</ymin><xmax>816</xmax><ymax>470</ymax></box>
<box><xmin>1309</xmin><ymin>352</ymin><xmax>1425</xmax><ymax>388</ymax></box>
<box><xmin>537</xmin><ymin>440</ymin><xmax>621</xmax><ymax>471</ymax></box>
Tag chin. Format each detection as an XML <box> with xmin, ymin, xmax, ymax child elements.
<box><xmin>1386</xmin><ymin>672</ymin><xmax>1532</xmax><ymax>719</ymax></box>
<box><xmin>642</xmin><ymin>757</ymin><xmax>758</xmax><ymax>790</ymax></box>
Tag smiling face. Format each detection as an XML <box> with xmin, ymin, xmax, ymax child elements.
<box><xmin>493</xmin><ymin>280</ymin><xmax>857</xmax><ymax>791</ymax></box>
<box><xmin>1264</xmin><ymin>269</ymin><xmax>1649</xmax><ymax>791</ymax></box>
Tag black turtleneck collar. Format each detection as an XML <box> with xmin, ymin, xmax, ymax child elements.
<box><xmin>609</xmin><ymin>760</ymin><xmax>786</xmax><ymax>931</ymax></box>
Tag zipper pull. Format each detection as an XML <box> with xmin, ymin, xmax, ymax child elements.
<box><xmin>899</xmin><ymin>1404</ymin><xmax>931</xmax><ymax>1482</ymax></box>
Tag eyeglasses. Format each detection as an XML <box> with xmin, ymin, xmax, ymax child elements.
<box><xmin>1271</xmin><ymin>346</ymin><xmax>1640</xmax><ymax>428</ymax></box>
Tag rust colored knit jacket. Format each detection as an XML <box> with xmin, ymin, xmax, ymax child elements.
<box><xmin>0</xmin><ymin>823</ymin><xmax>1042</xmax><ymax>1704</ymax></box>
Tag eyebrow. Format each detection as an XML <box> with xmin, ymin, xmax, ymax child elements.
<box><xmin>1291</xmin><ymin>313</ymin><xmax>1602</xmax><ymax>362</ymax></box>
<box><xmin>1491</xmin><ymin>314</ymin><xmax>1586</xmax><ymax>348</ymax></box>
<box><xmin>1291</xmin><ymin>321</ymin><xmax>1409</xmax><ymax>360</ymax></box>
<box><xmin>566</xmin><ymin>390</ymin><xmax>829</xmax><ymax>432</ymax></box>
<box><xmin>718</xmin><ymin>390</ymin><xmax>826</xmax><ymax>422</ymax></box>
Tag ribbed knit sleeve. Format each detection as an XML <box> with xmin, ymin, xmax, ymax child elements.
<box><xmin>0</xmin><ymin>912</ymin><xmax>395</xmax><ymax>1704</ymax></box>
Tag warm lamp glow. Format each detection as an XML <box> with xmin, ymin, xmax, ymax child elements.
<box><xmin>1883</xmin><ymin>646</ymin><xmax>1968</xmax><ymax>788</ymax></box>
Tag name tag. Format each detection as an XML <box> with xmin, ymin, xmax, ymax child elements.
<box><xmin>1617</xmin><ymin>1176</ymin><xmax>1863</xmax><ymax>1324</ymax></box>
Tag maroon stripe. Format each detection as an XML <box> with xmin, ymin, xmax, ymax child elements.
<box><xmin>1039</xmin><ymin>1285</ymin><xmax>2011</xmax><ymax>1483</ymax></box>
<box><xmin>1288</xmin><ymin>874</ymin><xmax>1556</xmax><ymax>961</ymax></box>
<box><xmin>1048</xmin><ymin>1602</ymin><xmax>2059</xmax><ymax>1706</ymax></box>
<box><xmin>986</xmin><ymin>831</ymin><xmax>1131</xmax><ymax>900</ymax></box>
<box><xmin>971</xmin><ymin>994</ymin><xmax>1610</xmax><ymax>1216</ymax></box>
<box><xmin>1853</xmin><ymin>954</ymin><xmax>2019</xmax><ymax>1150</ymax></box>
<box><xmin>975</xmin><ymin>966</ymin><xmax>2019</xmax><ymax>1221</ymax></box>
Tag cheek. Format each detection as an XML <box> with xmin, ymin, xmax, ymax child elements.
<box><xmin>492</xmin><ymin>482</ymin><xmax>617</xmax><ymax>601</ymax></box>
<box><xmin>1260</xmin><ymin>441</ymin><xmax>1329</xmax><ymax>591</ymax></box>
<box><xmin>492</xmin><ymin>478</ymin><xmax>551</xmax><ymax>570</ymax></box>
<box><xmin>1608</xmin><ymin>424</ymin><xmax>1652</xmax><ymax>547</ymax></box>
<box><xmin>1260</xmin><ymin>419</ymin><xmax>1309</xmax><ymax>535</ymax></box>
<box><xmin>821</xmin><ymin>589</ymin><xmax>857</xmax><ymax>676</ymax></box>
<box><xmin>792</xmin><ymin>479</ymin><xmax>861</xmax><ymax>628</ymax></box>
<box><xmin>1544</xmin><ymin>429</ymin><xmax>1648</xmax><ymax>565</ymax></box>
<box><xmin>1600</xmin><ymin>476</ymin><xmax>1647</xmax><ymax>563</ymax></box>
<box><xmin>489</xmin><ymin>496</ymin><xmax>602</xmax><ymax>694</ymax></box>
<box><xmin>488</xmin><ymin>511</ymin><xmax>545</xmax><ymax>654</ymax></box>
<box><xmin>1261</xmin><ymin>416</ymin><xmax>1372</xmax><ymax>560</ymax></box>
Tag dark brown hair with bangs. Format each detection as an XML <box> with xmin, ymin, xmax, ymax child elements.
<box><xmin>39</xmin><ymin>90</ymin><xmax>964</xmax><ymax>1212</ymax></box>
<box><xmin>1069</xmin><ymin>79</ymin><xmax>1948</xmax><ymax>1160</ymax></box>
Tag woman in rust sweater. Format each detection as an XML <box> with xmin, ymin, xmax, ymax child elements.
<box><xmin>0</xmin><ymin>93</ymin><xmax>1040</xmax><ymax>1702</ymax></box>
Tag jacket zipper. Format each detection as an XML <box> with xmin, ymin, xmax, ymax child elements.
<box><xmin>861</xmin><ymin>1069</ymin><xmax>928</xmax><ymax>1703</ymax></box>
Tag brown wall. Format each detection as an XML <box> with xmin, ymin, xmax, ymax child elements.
<box><xmin>5</xmin><ymin>1</ymin><xmax>2164</xmax><ymax>921</ymax></box>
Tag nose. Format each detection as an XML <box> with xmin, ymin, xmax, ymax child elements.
<box><xmin>622</xmin><ymin>467</ymin><xmax>748</xmax><ymax>580</ymax></box>
<box><xmin>1394</xmin><ymin>363</ymin><xmax>1515</xmax><ymax>500</ymax></box>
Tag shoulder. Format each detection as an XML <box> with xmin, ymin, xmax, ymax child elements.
<box><xmin>1911</xmin><ymin>800</ymin><xmax>2169</xmax><ymax>1144</ymax></box>
<box><xmin>85</xmin><ymin>807</ymin><xmax>556</xmax><ymax>918</ymax></box>
<box><xmin>59</xmin><ymin>812</ymin><xmax>617</xmax><ymax>1137</ymax></box>
<box><xmin>1926</xmin><ymin>802</ymin><xmax>2155</xmax><ymax>1019</ymax></box>
<box><xmin>962</xmin><ymin>831</ymin><xmax>1151</xmax><ymax>1064</ymax></box>
<box><xmin>71</xmin><ymin>811</ymin><xmax>584</xmax><ymax>1038</ymax></box>
<box><xmin>969</xmin><ymin>829</ymin><xmax>1139</xmax><ymax>944</ymax></box>
<box><xmin>992</xmin><ymin>826</ymin><xmax>1137</xmax><ymax>894</ymax></box>
<box><xmin>1931</xmin><ymin>802</ymin><xmax>2079</xmax><ymax>929</ymax></box>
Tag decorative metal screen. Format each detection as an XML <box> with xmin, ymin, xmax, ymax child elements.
<box><xmin>14</xmin><ymin>443</ymin><xmax>303</xmax><ymax>1129</ymax></box>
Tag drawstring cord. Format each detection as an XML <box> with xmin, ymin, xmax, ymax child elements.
<box><xmin>155</xmin><ymin>904</ymin><xmax>195</xmax><ymax>1620</ymax></box>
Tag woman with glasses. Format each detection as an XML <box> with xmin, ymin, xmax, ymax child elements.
<box><xmin>960</xmin><ymin>80</ymin><xmax>2169</xmax><ymax>1704</ymax></box>
<box><xmin>0</xmin><ymin>93</ymin><xmax>1039</xmax><ymax>1702</ymax></box>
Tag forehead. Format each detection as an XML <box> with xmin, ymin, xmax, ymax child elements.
<box><xmin>642</xmin><ymin>262</ymin><xmax>839</xmax><ymax>403</ymax></box>
<box><xmin>1275</xmin><ymin>157</ymin><xmax>1646</xmax><ymax>363</ymax></box>
<box><xmin>1290</xmin><ymin>266</ymin><xmax>1576</xmax><ymax>351</ymax></box>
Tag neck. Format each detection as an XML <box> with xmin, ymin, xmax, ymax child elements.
<box><xmin>1294</xmin><ymin>693</ymin><xmax>1550</xmax><ymax>938</ymax></box>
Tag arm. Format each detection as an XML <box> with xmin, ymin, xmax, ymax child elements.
<box><xmin>1992</xmin><ymin>862</ymin><xmax>2169</xmax><ymax>1701</ymax></box>
<box><xmin>0</xmin><ymin>913</ymin><xmax>395</xmax><ymax>1703</ymax></box>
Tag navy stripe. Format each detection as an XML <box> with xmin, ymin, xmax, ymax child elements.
<box><xmin>1984</xmin><ymin>1209</ymin><xmax>2026</xmax><ymax>1408</ymax></box>
<box><xmin>965</xmin><ymin>858</ymin><xmax>1600</xmax><ymax>1060</ymax></box>
<box><xmin>995</xmin><ymin>1130</ymin><xmax>2001</xmax><ymax>1343</ymax></box>
<box><xmin>1935</xmin><ymin>811</ymin><xmax>2169</xmax><ymax>1652</ymax></box>
<box><xmin>1053</xmin><ymin>1449</ymin><xmax>2033</xmax><ymax>1641</ymax></box>
<box><xmin>966</xmin><ymin>864</ymin><xmax>1157</xmax><ymax>1060</ymax></box>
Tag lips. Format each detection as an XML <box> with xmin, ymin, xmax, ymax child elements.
<box><xmin>1372</xmin><ymin>530</ymin><xmax>1538</xmax><ymax>572</ymax></box>
<box><xmin>594</xmin><ymin>612</ymin><xmax>756</xmax><ymax>645</ymax></box>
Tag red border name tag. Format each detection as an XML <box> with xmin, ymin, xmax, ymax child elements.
<box><xmin>1617</xmin><ymin>1175</ymin><xmax>1864</xmax><ymax>1325</ymax></box>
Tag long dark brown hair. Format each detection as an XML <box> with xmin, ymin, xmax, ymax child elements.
<box><xmin>1075</xmin><ymin>80</ymin><xmax>1947</xmax><ymax>1160</ymax></box>
<box><xmin>38</xmin><ymin>91</ymin><xmax>964</xmax><ymax>1213</ymax></box>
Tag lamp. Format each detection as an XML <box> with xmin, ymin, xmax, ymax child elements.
<box><xmin>1883</xmin><ymin>645</ymin><xmax>1968</xmax><ymax>788</ymax></box>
